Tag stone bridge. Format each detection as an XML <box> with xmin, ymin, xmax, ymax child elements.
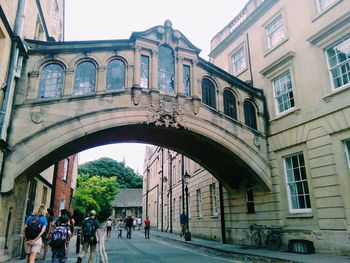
<box><xmin>0</xmin><ymin>21</ymin><xmax>271</xmax><ymax>193</ymax></box>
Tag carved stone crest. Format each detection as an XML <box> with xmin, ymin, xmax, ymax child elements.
<box><xmin>131</xmin><ymin>86</ymin><xmax>142</xmax><ymax>105</ymax></box>
<box><xmin>31</xmin><ymin>112</ymin><xmax>43</xmax><ymax>124</ymax></box>
<box><xmin>147</xmin><ymin>95</ymin><xmax>186</xmax><ymax>128</ymax></box>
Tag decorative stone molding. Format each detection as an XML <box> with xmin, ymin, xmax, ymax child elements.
<box><xmin>191</xmin><ymin>96</ymin><xmax>201</xmax><ymax>115</ymax></box>
<box><xmin>131</xmin><ymin>86</ymin><xmax>143</xmax><ymax>105</ymax></box>
<box><xmin>147</xmin><ymin>93</ymin><xmax>186</xmax><ymax>128</ymax></box>
<box><xmin>31</xmin><ymin>112</ymin><xmax>43</xmax><ymax>124</ymax></box>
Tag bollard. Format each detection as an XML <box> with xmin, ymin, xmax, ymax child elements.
<box><xmin>76</xmin><ymin>228</ymin><xmax>81</xmax><ymax>254</ymax></box>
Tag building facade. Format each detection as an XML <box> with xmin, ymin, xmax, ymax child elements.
<box><xmin>112</xmin><ymin>189</ymin><xmax>143</xmax><ymax>220</ymax></box>
<box><xmin>0</xmin><ymin>0</ymin><xmax>66</xmax><ymax>260</ymax></box>
<box><xmin>144</xmin><ymin>0</ymin><xmax>350</xmax><ymax>255</ymax></box>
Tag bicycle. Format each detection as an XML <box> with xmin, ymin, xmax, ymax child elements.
<box><xmin>250</xmin><ymin>224</ymin><xmax>281</xmax><ymax>250</ymax></box>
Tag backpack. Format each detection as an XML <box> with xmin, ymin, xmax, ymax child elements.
<box><xmin>83</xmin><ymin>218</ymin><xmax>96</xmax><ymax>237</ymax></box>
<box><xmin>49</xmin><ymin>226</ymin><xmax>68</xmax><ymax>248</ymax></box>
<box><xmin>25</xmin><ymin>214</ymin><xmax>42</xmax><ymax>240</ymax></box>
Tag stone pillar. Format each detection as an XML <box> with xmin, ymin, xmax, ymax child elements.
<box><xmin>151</xmin><ymin>49</ymin><xmax>158</xmax><ymax>90</ymax></box>
<box><xmin>176</xmin><ymin>56</ymin><xmax>184</xmax><ymax>95</ymax></box>
<box><xmin>97</xmin><ymin>66</ymin><xmax>106</xmax><ymax>93</ymax></box>
<box><xmin>133</xmin><ymin>46</ymin><xmax>141</xmax><ymax>88</ymax></box>
<box><xmin>63</xmin><ymin>69</ymin><xmax>74</xmax><ymax>96</ymax></box>
<box><xmin>27</xmin><ymin>71</ymin><xmax>39</xmax><ymax>100</ymax></box>
<box><xmin>191</xmin><ymin>59</ymin><xmax>199</xmax><ymax>98</ymax></box>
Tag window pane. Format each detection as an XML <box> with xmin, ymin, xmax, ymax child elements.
<box><xmin>141</xmin><ymin>55</ymin><xmax>149</xmax><ymax>89</ymax></box>
<box><xmin>265</xmin><ymin>15</ymin><xmax>285</xmax><ymax>49</ymax></box>
<box><xmin>326</xmin><ymin>36</ymin><xmax>350</xmax><ymax>89</ymax></box>
<box><xmin>232</xmin><ymin>47</ymin><xmax>246</xmax><ymax>74</ymax></box>
<box><xmin>158</xmin><ymin>45</ymin><xmax>175</xmax><ymax>93</ymax></box>
<box><xmin>202</xmin><ymin>79</ymin><xmax>216</xmax><ymax>109</ymax></box>
<box><xmin>74</xmin><ymin>61</ymin><xmax>96</xmax><ymax>95</ymax></box>
<box><xmin>284</xmin><ymin>153</ymin><xmax>311</xmax><ymax>212</ymax></box>
<box><xmin>107</xmin><ymin>59</ymin><xmax>125</xmax><ymax>90</ymax></box>
<box><xmin>273</xmin><ymin>72</ymin><xmax>294</xmax><ymax>113</ymax></box>
<box><xmin>223</xmin><ymin>90</ymin><xmax>237</xmax><ymax>119</ymax></box>
<box><xmin>183</xmin><ymin>65</ymin><xmax>191</xmax><ymax>96</ymax></box>
<box><xmin>243</xmin><ymin>100</ymin><xmax>257</xmax><ymax>129</ymax></box>
<box><xmin>39</xmin><ymin>64</ymin><xmax>64</xmax><ymax>98</ymax></box>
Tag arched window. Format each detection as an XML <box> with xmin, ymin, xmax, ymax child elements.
<box><xmin>158</xmin><ymin>45</ymin><xmax>175</xmax><ymax>92</ymax></box>
<box><xmin>73</xmin><ymin>61</ymin><xmax>96</xmax><ymax>95</ymax></box>
<box><xmin>106</xmin><ymin>59</ymin><xmax>125</xmax><ymax>90</ymax></box>
<box><xmin>223</xmin><ymin>90</ymin><xmax>237</xmax><ymax>120</ymax></box>
<box><xmin>201</xmin><ymin>78</ymin><xmax>216</xmax><ymax>109</ymax></box>
<box><xmin>38</xmin><ymin>63</ymin><xmax>64</xmax><ymax>98</ymax></box>
<box><xmin>244</xmin><ymin>100</ymin><xmax>257</xmax><ymax>130</ymax></box>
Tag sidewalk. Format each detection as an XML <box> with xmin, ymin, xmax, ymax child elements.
<box><xmin>150</xmin><ymin>230</ymin><xmax>350</xmax><ymax>263</ymax></box>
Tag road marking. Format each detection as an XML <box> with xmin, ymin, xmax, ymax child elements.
<box><xmin>146</xmin><ymin>233</ymin><xmax>245</xmax><ymax>263</ymax></box>
<box><xmin>99</xmin><ymin>232</ymin><xmax>109</xmax><ymax>263</ymax></box>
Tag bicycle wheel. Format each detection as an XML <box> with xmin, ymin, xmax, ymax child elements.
<box><xmin>251</xmin><ymin>232</ymin><xmax>262</xmax><ymax>248</ymax></box>
<box><xmin>266</xmin><ymin>233</ymin><xmax>281</xmax><ymax>251</ymax></box>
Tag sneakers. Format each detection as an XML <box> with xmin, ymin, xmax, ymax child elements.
<box><xmin>77</xmin><ymin>257</ymin><xmax>82</xmax><ymax>263</ymax></box>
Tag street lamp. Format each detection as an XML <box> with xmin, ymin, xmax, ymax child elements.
<box><xmin>182</xmin><ymin>171</ymin><xmax>191</xmax><ymax>241</ymax></box>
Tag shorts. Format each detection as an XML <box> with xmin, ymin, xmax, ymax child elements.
<box><xmin>24</xmin><ymin>238</ymin><xmax>42</xmax><ymax>254</ymax></box>
<box><xmin>107</xmin><ymin>226</ymin><xmax>112</xmax><ymax>231</ymax></box>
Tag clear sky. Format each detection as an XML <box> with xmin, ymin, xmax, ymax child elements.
<box><xmin>65</xmin><ymin>0</ymin><xmax>247</xmax><ymax>172</ymax></box>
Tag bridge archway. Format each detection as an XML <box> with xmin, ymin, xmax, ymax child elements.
<box><xmin>1</xmin><ymin>98</ymin><xmax>271</xmax><ymax>193</ymax></box>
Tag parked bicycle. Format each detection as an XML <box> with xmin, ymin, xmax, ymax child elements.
<box><xmin>250</xmin><ymin>224</ymin><xmax>281</xmax><ymax>250</ymax></box>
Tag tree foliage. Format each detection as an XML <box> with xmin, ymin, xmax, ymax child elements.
<box><xmin>74</xmin><ymin>174</ymin><xmax>118</xmax><ymax>223</ymax></box>
<box><xmin>78</xmin><ymin>157</ymin><xmax>143</xmax><ymax>188</ymax></box>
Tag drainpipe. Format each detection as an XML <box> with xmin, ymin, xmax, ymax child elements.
<box><xmin>181</xmin><ymin>155</ymin><xmax>185</xmax><ymax>212</ymax></box>
<box><xmin>161</xmin><ymin>148</ymin><xmax>164</xmax><ymax>232</ymax></box>
<box><xmin>169</xmin><ymin>152</ymin><xmax>173</xmax><ymax>233</ymax></box>
<box><xmin>246</xmin><ymin>32</ymin><xmax>254</xmax><ymax>86</ymax></box>
<box><xmin>219</xmin><ymin>182</ymin><xmax>227</xmax><ymax>244</ymax></box>
<box><xmin>0</xmin><ymin>0</ymin><xmax>27</xmax><ymax>141</ymax></box>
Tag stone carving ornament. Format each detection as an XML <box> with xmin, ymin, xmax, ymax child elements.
<box><xmin>147</xmin><ymin>95</ymin><xmax>186</xmax><ymax>128</ymax></box>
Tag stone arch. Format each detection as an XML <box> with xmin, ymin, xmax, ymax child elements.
<box><xmin>68</xmin><ymin>54</ymin><xmax>101</xmax><ymax>69</ymax></box>
<box><xmin>1</xmin><ymin>102</ymin><xmax>271</xmax><ymax>193</ymax></box>
<box><xmin>32</xmin><ymin>56</ymin><xmax>68</xmax><ymax>72</ymax></box>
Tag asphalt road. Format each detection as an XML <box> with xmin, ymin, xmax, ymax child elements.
<box><xmin>101</xmin><ymin>230</ymin><xmax>251</xmax><ymax>263</ymax></box>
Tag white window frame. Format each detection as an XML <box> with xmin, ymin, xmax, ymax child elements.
<box><xmin>196</xmin><ymin>189</ymin><xmax>202</xmax><ymax>218</ymax></box>
<box><xmin>210</xmin><ymin>183</ymin><xmax>218</xmax><ymax>216</ymax></box>
<box><xmin>325</xmin><ymin>35</ymin><xmax>350</xmax><ymax>91</ymax></box>
<box><xmin>345</xmin><ymin>140</ymin><xmax>350</xmax><ymax>172</ymax></box>
<box><xmin>231</xmin><ymin>46</ymin><xmax>247</xmax><ymax>75</ymax></box>
<box><xmin>273</xmin><ymin>71</ymin><xmax>295</xmax><ymax>114</ymax></box>
<box><xmin>63</xmin><ymin>158</ymin><xmax>69</xmax><ymax>181</ymax></box>
<box><xmin>265</xmin><ymin>14</ymin><xmax>285</xmax><ymax>50</ymax></box>
<box><xmin>316</xmin><ymin>0</ymin><xmax>337</xmax><ymax>12</ymax></box>
<box><xmin>284</xmin><ymin>153</ymin><xmax>312</xmax><ymax>213</ymax></box>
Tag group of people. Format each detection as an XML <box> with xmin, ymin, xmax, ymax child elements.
<box><xmin>105</xmin><ymin>215</ymin><xmax>151</xmax><ymax>240</ymax></box>
<box><xmin>24</xmin><ymin>207</ymin><xmax>153</xmax><ymax>263</ymax></box>
<box><xmin>24</xmin><ymin>206</ymin><xmax>75</xmax><ymax>263</ymax></box>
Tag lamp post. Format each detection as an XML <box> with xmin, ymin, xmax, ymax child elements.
<box><xmin>182</xmin><ymin>171</ymin><xmax>191</xmax><ymax>241</ymax></box>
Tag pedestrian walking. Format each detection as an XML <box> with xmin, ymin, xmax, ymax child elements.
<box><xmin>24</xmin><ymin>205</ymin><xmax>48</xmax><ymax>263</ymax></box>
<box><xmin>179</xmin><ymin>211</ymin><xmax>187</xmax><ymax>238</ymax></box>
<box><xmin>76</xmin><ymin>210</ymin><xmax>100</xmax><ymax>263</ymax></box>
<box><xmin>40</xmin><ymin>208</ymin><xmax>54</xmax><ymax>260</ymax></box>
<box><xmin>144</xmin><ymin>216</ymin><xmax>150</xmax><ymax>239</ymax></box>
<box><xmin>112</xmin><ymin>218</ymin><xmax>116</xmax><ymax>231</ymax></box>
<box><xmin>137</xmin><ymin>217</ymin><xmax>142</xmax><ymax>230</ymax></box>
<box><xmin>106</xmin><ymin>217</ymin><xmax>113</xmax><ymax>240</ymax></box>
<box><xmin>117</xmin><ymin>219</ymin><xmax>123</xmax><ymax>238</ymax></box>
<box><xmin>133</xmin><ymin>218</ymin><xmax>137</xmax><ymax>231</ymax></box>
<box><xmin>49</xmin><ymin>216</ymin><xmax>72</xmax><ymax>263</ymax></box>
<box><xmin>125</xmin><ymin>215</ymin><xmax>133</xmax><ymax>239</ymax></box>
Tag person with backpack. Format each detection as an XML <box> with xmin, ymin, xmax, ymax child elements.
<box><xmin>40</xmin><ymin>208</ymin><xmax>54</xmax><ymax>260</ymax></box>
<box><xmin>77</xmin><ymin>210</ymin><xmax>100</xmax><ymax>263</ymax></box>
<box><xmin>116</xmin><ymin>218</ymin><xmax>124</xmax><ymax>239</ymax></box>
<box><xmin>49</xmin><ymin>216</ymin><xmax>72</xmax><ymax>263</ymax></box>
<box><xmin>24</xmin><ymin>205</ymin><xmax>48</xmax><ymax>263</ymax></box>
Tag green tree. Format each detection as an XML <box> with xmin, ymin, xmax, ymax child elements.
<box><xmin>78</xmin><ymin>157</ymin><xmax>143</xmax><ymax>188</ymax></box>
<box><xmin>74</xmin><ymin>173</ymin><xmax>118</xmax><ymax>223</ymax></box>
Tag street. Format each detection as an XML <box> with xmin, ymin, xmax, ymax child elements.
<box><xmin>102</xmin><ymin>230</ymin><xmax>250</xmax><ymax>263</ymax></box>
